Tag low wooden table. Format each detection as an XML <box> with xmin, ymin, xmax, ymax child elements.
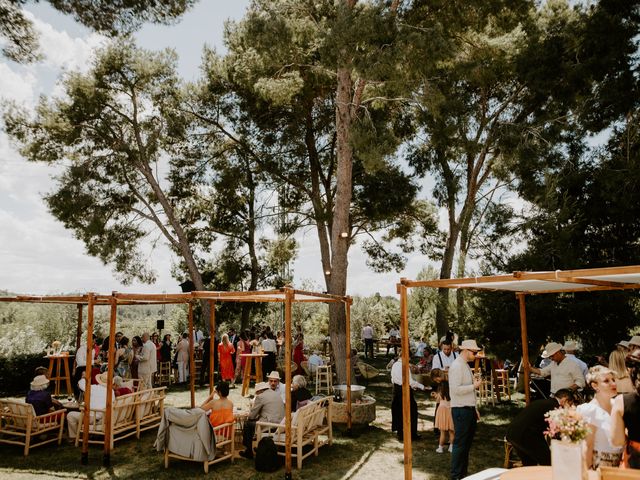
<box><xmin>240</xmin><ymin>353</ymin><xmax>267</xmax><ymax>397</ymax></box>
<box><xmin>500</xmin><ymin>466</ymin><xmax>600</xmax><ymax>480</ymax></box>
<box><xmin>232</xmin><ymin>408</ymin><xmax>250</xmax><ymax>457</ymax></box>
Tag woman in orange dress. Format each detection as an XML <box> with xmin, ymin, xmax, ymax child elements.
<box><xmin>200</xmin><ymin>381</ymin><xmax>234</xmax><ymax>427</ymax></box>
<box><xmin>218</xmin><ymin>334</ymin><xmax>235</xmax><ymax>382</ymax></box>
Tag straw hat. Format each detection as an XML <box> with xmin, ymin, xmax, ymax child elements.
<box><xmin>542</xmin><ymin>342</ymin><xmax>563</xmax><ymax>358</ymax></box>
<box><xmin>629</xmin><ymin>335</ymin><xmax>640</xmax><ymax>347</ymax></box>
<box><xmin>563</xmin><ymin>340</ymin><xmax>578</xmax><ymax>352</ymax></box>
<box><xmin>617</xmin><ymin>340</ymin><xmax>630</xmax><ymax>348</ymax></box>
<box><xmin>95</xmin><ymin>372</ymin><xmax>109</xmax><ymax>385</ymax></box>
<box><xmin>30</xmin><ymin>375</ymin><xmax>49</xmax><ymax>389</ymax></box>
<box><xmin>267</xmin><ymin>371</ymin><xmax>281</xmax><ymax>380</ymax></box>
<box><xmin>255</xmin><ymin>382</ymin><xmax>270</xmax><ymax>393</ymax></box>
<box><xmin>459</xmin><ymin>339</ymin><xmax>481</xmax><ymax>352</ymax></box>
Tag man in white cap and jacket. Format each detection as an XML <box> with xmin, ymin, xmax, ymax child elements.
<box><xmin>449</xmin><ymin>339</ymin><xmax>482</xmax><ymax>480</ymax></box>
<box><xmin>563</xmin><ymin>340</ymin><xmax>588</xmax><ymax>379</ymax></box>
<box><xmin>530</xmin><ymin>342</ymin><xmax>585</xmax><ymax>394</ymax></box>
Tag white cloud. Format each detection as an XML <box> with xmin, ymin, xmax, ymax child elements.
<box><xmin>0</xmin><ymin>63</ymin><xmax>37</xmax><ymax>105</ymax></box>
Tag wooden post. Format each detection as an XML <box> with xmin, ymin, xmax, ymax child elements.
<box><xmin>209</xmin><ymin>300</ymin><xmax>216</xmax><ymax>394</ymax></box>
<box><xmin>345</xmin><ymin>297</ymin><xmax>352</xmax><ymax>431</ymax></box>
<box><xmin>188</xmin><ymin>302</ymin><xmax>195</xmax><ymax>408</ymax></box>
<box><xmin>81</xmin><ymin>293</ymin><xmax>95</xmax><ymax>465</ymax></box>
<box><xmin>284</xmin><ymin>287</ymin><xmax>293</xmax><ymax>480</ymax></box>
<box><xmin>103</xmin><ymin>295</ymin><xmax>117</xmax><ymax>466</ymax></box>
<box><xmin>75</xmin><ymin>304</ymin><xmax>83</xmax><ymax>350</ymax></box>
<box><xmin>517</xmin><ymin>293</ymin><xmax>531</xmax><ymax>405</ymax></box>
<box><xmin>399</xmin><ymin>283</ymin><xmax>412</xmax><ymax>480</ymax></box>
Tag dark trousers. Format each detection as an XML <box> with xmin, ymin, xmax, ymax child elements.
<box><xmin>72</xmin><ymin>366</ymin><xmax>86</xmax><ymax>398</ymax></box>
<box><xmin>451</xmin><ymin>406</ymin><xmax>477</xmax><ymax>480</ymax></box>
<box><xmin>391</xmin><ymin>384</ymin><xmax>418</xmax><ymax>438</ymax></box>
<box><xmin>263</xmin><ymin>352</ymin><xmax>276</xmax><ymax>380</ymax></box>
<box><xmin>243</xmin><ymin>419</ymin><xmax>257</xmax><ymax>456</ymax></box>
<box><xmin>364</xmin><ymin>339</ymin><xmax>374</xmax><ymax>359</ymax></box>
<box><xmin>507</xmin><ymin>435</ymin><xmax>550</xmax><ymax>466</ymax></box>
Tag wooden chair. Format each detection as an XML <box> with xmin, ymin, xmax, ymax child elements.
<box><xmin>599</xmin><ymin>467</ymin><xmax>640</xmax><ymax>479</ymax></box>
<box><xmin>0</xmin><ymin>399</ymin><xmax>66</xmax><ymax>456</ymax></box>
<box><xmin>495</xmin><ymin>369</ymin><xmax>511</xmax><ymax>401</ymax></box>
<box><xmin>164</xmin><ymin>422</ymin><xmax>235</xmax><ymax>473</ymax></box>
<box><xmin>356</xmin><ymin>362</ymin><xmax>379</xmax><ymax>385</ymax></box>
<box><xmin>315</xmin><ymin>365</ymin><xmax>332</xmax><ymax>395</ymax></box>
<box><xmin>156</xmin><ymin>361</ymin><xmax>172</xmax><ymax>386</ymax></box>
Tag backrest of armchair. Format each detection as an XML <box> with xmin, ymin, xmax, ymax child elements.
<box><xmin>0</xmin><ymin>399</ymin><xmax>35</xmax><ymax>430</ymax></box>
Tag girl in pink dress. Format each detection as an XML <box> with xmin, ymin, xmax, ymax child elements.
<box><xmin>434</xmin><ymin>380</ymin><xmax>454</xmax><ymax>453</ymax></box>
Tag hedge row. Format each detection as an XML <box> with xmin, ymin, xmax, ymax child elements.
<box><xmin>0</xmin><ymin>354</ymin><xmax>55</xmax><ymax>397</ymax></box>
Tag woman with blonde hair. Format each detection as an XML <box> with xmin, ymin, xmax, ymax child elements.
<box><xmin>578</xmin><ymin>365</ymin><xmax>623</xmax><ymax>469</ymax></box>
<box><xmin>609</xmin><ymin>349</ymin><xmax>634</xmax><ymax>394</ymax></box>
<box><xmin>218</xmin><ymin>333</ymin><xmax>235</xmax><ymax>382</ymax></box>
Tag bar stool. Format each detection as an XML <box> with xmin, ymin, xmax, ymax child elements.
<box><xmin>495</xmin><ymin>369</ymin><xmax>511</xmax><ymax>401</ymax></box>
<box><xmin>315</xmin><ymin>364</ymin><xmax>332</xmax><ymax>395</ymax></box>
<box><xmin>241</xmin><ymin>353</ymin><xmax>266</xmax><ymax>397</ymax></box>
<box><xmin>46</xmin><ymin>354</ymin><xmax>74</xmax><ymax>396</ymax></box>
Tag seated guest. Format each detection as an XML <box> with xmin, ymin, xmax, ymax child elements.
<box><xmin>506</xmin><ymin>389</ymin><xmax>575</xmax><ymax>466</ymax></box>
<box><xmin>611</xmin><ymin>349</ymin><xmax>640</xmax><ymax>469</ymax></box>
<box><xmin>241</xmin><ymin>382</ymin><xmax>285</xmax><ymax>459</ymax></box>
<box><xmin>417</xmin><ymin>348</ymin><xmax>434</xmax><ymax>373</ymax></box>
<box><xmin>291</xmin><ymin>375</ymin><xmax>312</xmax><ymax>412</ymax></box>
<box><xmin>578</xmin><ymin>366</ymin><xmax>622</xmax><ymax>469</ymax></box>
<box><xmin>200</xmin><ymin>381</ymin><xmax>234</xmax><ymax>427</ymax></box>
<box><xmin>307</xmin><ymin>350</ymin><xmax>324</xmax><ymax>374</ymax></box>
<box><xmin>26</xmin><ymin>375</ymin><xmax>63</xmax><ymax>416</ymax></box>
<box><xmin>267</xmin><ymin>370</ymin><xmax>286</xmax><ymax>402</ymax></box>
<box><xmin>113</xmin><ymin>376</ymin><xmax>133</xmax><ymax>397</ymax></box>
<box><xmin>67</xmin><ymin>377</ymin><xmax>114</xmax><ymax>440</ymax></box>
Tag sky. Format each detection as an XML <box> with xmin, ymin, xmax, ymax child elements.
<box><xmin>0</xmin><ymin>1</ymin><xmax>433</xmax><ymax>298</ymax></box>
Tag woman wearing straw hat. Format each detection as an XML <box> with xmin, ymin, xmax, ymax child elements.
<box><xmin>26</xmin><ymin>375</ymin><xmax>63</xmax><ymax>416</ymax></box>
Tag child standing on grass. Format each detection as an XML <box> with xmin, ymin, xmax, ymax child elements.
<box><xmin>434</xmin><ymin>379</ymin><xmax>454</xmax><ymax>453</ymax></box>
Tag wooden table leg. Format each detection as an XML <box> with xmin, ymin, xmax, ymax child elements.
<box><xmin>63</xmin><ymin>357</ymin><xmax>72</xmax><ymax>396</ymax></box>
<box><xmin>242</xmin><ymin>358</ymin><xmax>251</xmax><ymax>397</ymax></box>
<box><xmin>256</xmin><ymin>358</ymin><xmax>263</xmax><ymax>383</ymax></box>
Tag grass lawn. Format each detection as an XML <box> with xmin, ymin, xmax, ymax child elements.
<box><xmin>0</xmin><ymin>356</ymin><xmax>524</xmax><ymax>479</ymax></box>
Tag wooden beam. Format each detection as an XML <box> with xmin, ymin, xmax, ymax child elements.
<box><xmin>345</xmin><ymin>297</ymin><xmax>352</xmax><ymax>432</ymax></box>
<box><xmin>209</xmin><ymin>300</ymin><xmax>216</xmax><ymax>394</ymax></box>
<box><xmin>81</xmin><ymin>293</ymin><xmax>95</xmax><ymax>465</ymax></box>
<box><xmin>103</xmin><ymin>296</ymin><xmax>117</xmax><ymax>466</ymax></box>
<box><xmin>399</xmin><ymin>283</ymin><xmax>412</xmax><ymax>480</ymax></box>
<box><xmin>75</xmin><ymin>304</ymin><xmax>83</xmax><ymax>350</ymax></box>
<box><xmin>518</xmin><ymin>293</ymin><xmax>531</xmax><ymax>405</ymax></box>
<box><xmin>284</xmin><ymin>287</ymin><xmax>293</xmax><ymax>478</ymax></box>
<box><xmin>188</xmin><ymin>302</ymin><xmax>195</xmax><ymax>409</ymax></box>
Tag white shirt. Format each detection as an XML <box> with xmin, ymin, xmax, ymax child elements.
<box><xmin>540</xmin><ymin>356</ymin><xmax>586</xmax><ymax>393</ymax></box>
<box><xmin>78</xmin><ymin>379</ymin><xmax>114</xmax><ymax>409</ymax></box>
<box><xmin>262</xmin><ymin>338</ymin><xmax>277</xmax><ymax>353</ymax></box>
<box><xmin>449</xmin><ymin>355</ymin><xmax>477</xmax><ymax>408</ymax></box>
<box><xmin>432</xmin><ymin>350</ymin><xmax>458</xmax><ymax>370</ymax></box>
<box><xmin>308</xmin><ymin>354</ymin><xmax>324</xmax><ymax>373</ymax></box>
<box><xmin>577</xmin><ymin>401</ymin><xmax>622</xmax><ymax>455</ymax></box>
<box><xmin>414</xmin><ymin>341</ymin><xmax>427</xmax><ymax>358</ymax></box>
<box><xmin>75</xmin><ymin>344</ymin><xmax>95</xmax><ymax>367</ymax></box>
<box><xmin>388</xmin><ymin>328</ymin><xmax>399</xmax><ymax>339</ymax></box>
<box><xmin>193</xmin><ymin>330</ymin><xmax>204</xmax><ymax>344</ymax></box>
<box><xmin>390</xmin><ymin>358</ymin><xmax>424</xmax><ymax>390</ymax></box>
<box><xmin>362</xmin><ymin>325</ymin><xmax>374</xmax><ymax>340</ymax></box>
<box><xmin>566</xmin><ymin>353</ymin><xmax>589</xmax><ymax>379</ymax></box>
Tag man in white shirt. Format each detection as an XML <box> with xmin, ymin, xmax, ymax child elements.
<box><xmin>449</xmin><ymin>339</ymin><xmax>482</xmax><ymax>480</ymax></box>
<box><xmin>67</xmin><ymin>377</ymin><xmax>114</xmax><ymax>440</ymax></box>
<box><xmin>530</xmin><ymin>342</ymin><xmax>585</xmax><ymax>394</ymax></box>
<box><xmin>361</xmin><ymin>323</ymin><xmax>375</xmax><ymax>359</ymax></box>
<box><xmin>137</xmin><ymin>332</ymin><xmax>158</xmax><ymax>389</ymax></box>
<box><xmin>73</xmin><ymin>335</ymin><xmax>96</xmax><ymax>398</ymax></box>
<box><xmin>432</xmin><ymin>340</ymin><xmax>458</xmax><ymax>371</ymax></box>
<box><xmin>563</xmin><ymin>340</ymin><xmax>588</xmax><ymax>379</ymax></box>
<box><xmin>390</xmin><ymin>350</ymin><xmax>425</xmax><ymax>441</ymax></box>
<box><xmin>307</xmin><ymin>351</ymin><xmax>324</xmax><ymax>374</ymax></box>
<box><xmin>387</xmin><ymin>326</ymin><xmax>400</xmax><ymax>356</ymax></box>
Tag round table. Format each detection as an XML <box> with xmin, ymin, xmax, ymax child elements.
<box><xmin>500</xmin><ymin>466</ymin><xmax>600</xmax><ymax>480</ymax></box>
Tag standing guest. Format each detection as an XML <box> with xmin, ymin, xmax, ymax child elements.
<box><xmin>293</xmin><ymin>334</ymin><xmax>306</xmax><ymax>375</ymax></box>
<box><xmin>218</xmin><ymin>333</ymin><xmax>236</xmax><ymax>382</ymax></box>
<box><xmin>114</xmin><ymin>336</ymin><xmax>132</xmax><ymax>379</ymax></box>
<box><xmin>611</xmin><ymin>349</ymin><xmax>640</xmax><ymax>469</ymax></box>
<box><xmin>578</xmin><ymin>366</ymin><xmax>623</xmax><ymax>469</ymax></box>
<box><xmin>291</xmin><ymin>375</ymin><xmax>312</xmax><ymax>412</ymax></box>
<box><xmin>229</xmin><ymin>328</ymin><xmax>239</xmax><ymax>370</ymax></box>
<box><xmin>130</xmin><ymin>336</ymin><xmax>143</xmax><ymax>380</ymax></box>
<box><xmin>137</xmin><ymin>332</ymin><xmax>157</xmax><ymax>389</ymax></box>
<box><xmin>387</xmin><ymin>325</ymin><xmax>400</xmax><ymax>357</ymax></box>
<box><xmin>159</xmin><ymin>334</ymin><xmax>172</xmax><ymax>363</ymax></box>
<box><xmin>175</xmin><ymin>333</ymin><xmax>190</xmax><ymax>384</ymax></box>
<box><xmin>235</xmin><ymin>332</ymin><xmax>250</xmax><ymax>383</ymax></box>
<box><xmin>73</xmin><ymin>335</ymin><xmax>96</xmax><ymax>398</ymax></box>
<box><xmin>362</xmin><ymin>322</ymin><xmax>375</xmax><ymax>359</ymax></box>
<box><xmin>26</xmin><ymin>375</ymin><xmax>64</xmax><ymax>416</ymax></box>
<box><xmin>201</xmin><ymin>381</ymin><xmax>234</xmax><ymax>428</ymax></box>
<box><xmin>449</xmin><ymin>339</ymin><xmax>482</xmax><ymax>480</ymax></box>
<box><xmin>530</xmin><ymin>342</ymin><xmax>586</xmax><ymax>394</ymax></box>
<box><xmin>276</xmin><ymin>331</ymin><xmax>284</xmax><ymax>357</ymax></box>
<box><xmin>610</xmin><ymin>349</ymin><xmax>634</xmax><ymax>394</ymax></box>
<box><xmin>617</xmin><ymin>340</ymin><xmax>631</xmax><ymax>355</ymax></box>
<box><xmin>308</xmin><ymin>350</ymin><xmax>324</xmax><ymax>374</ymax></box>
<box><xmin>563</xmin><ymin>340</ymin><xmax>589</xmax><ymax>379</ymax></box>
<box><xmin>390</xmin><ymin>348</ymin><xmax>425</xmax><ymax>441</ymax></box>
<box><xmin>152</xmin><ymin>333</ymin><xmax>161</xmax><ymax>362</ymax></box>
<box><xmin>240</xmin><ymin>382</ymin><xmax>285</xmax><ymax>459</ymax></box>
<box><xmin>434</xmin><ymin>379</ymin><xmax>454</xmax><ymax>453</ymax></box>
<box><xmin>194</xmin><ymin>328</ymin><xmax>204</xmax><ymax>346</ymax></box>
<box><xmin>433</xmin><ymin>339</ymin><xmax>458</xmax><ymax>372</ymax></box>
<box><xmin>414</xmin><ymin>337</ymin><xmax>427</xmax><ymax>359</ymax></box>
<box><xmin>418</xmin><ymin>348</ymin><xmax>435</xmax><ymax>373</ymax></box>
<box><xmin>506</xmin><ymin>389</ymin><xmax>575</xmax><ymax>466</ymax></box>
<box><xmin>261</xmin><ymin>332</ymin><xmax>277</xmax><ymax>380</ymax></box>
<box><xmin>630</xmin><ymin>336</ymin><xmax>640</xmax><ymax>351</ymax></box>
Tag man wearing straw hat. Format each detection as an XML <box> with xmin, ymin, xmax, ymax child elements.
<box><xmin>241</xmin><ymin>381</ymin><xmax>285</xmax><ymax>459</ymax></box>
<box><xmin>530</xmin><ymin>342</ymin><xmax>585</xmax><ymax>395</ymax></box>
<box><xmin>449</xmin><ymin>339</ymin><xmax>482</xmax><ymax>480</ymax></box>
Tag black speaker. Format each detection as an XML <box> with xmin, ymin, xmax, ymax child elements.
<box><xmin>157</xmin><ymin>319</ymin><xmax>164</xmax><ymax>330</ymax></box>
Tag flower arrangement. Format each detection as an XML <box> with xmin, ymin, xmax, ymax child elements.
<box><xmin>545</xmin><ymin>407</ymin><xmax>590</xmax><ymax>443</ymax></box>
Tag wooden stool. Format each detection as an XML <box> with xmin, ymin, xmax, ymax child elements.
<box><xmin>495</xmin><ymin>369</ymin><xmax>511</xmax><ymax>401</ymax></box>
<box><xmin>156</xmin><ymin>361</ymin><xmax>172</xmax><ymax>386</ymax></box>
<box><xmin>240</xmin><ymin>353</ymin><xmax>266</xmax><ymax>397</ymax></box>
<box><xmin>315</xmin><ymin>364</ymin><xmax>332</xmax><ymax>395</ymax></box>
<box><xmin>45</xmin><ymin>354</ymin><xmax>73</xmax><ymax>396</ymax></box>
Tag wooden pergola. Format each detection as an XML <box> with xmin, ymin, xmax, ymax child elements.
<box><xmin>396</xmin><ymin>264</ymin><xmax>640</xmax><ymax>480</ymax></box>
<box><xmin>0</xmin><ymin>287</ymin><xmax>353</xmax><ymax>479</ymax></box>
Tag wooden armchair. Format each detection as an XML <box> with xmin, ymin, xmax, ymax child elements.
<box><xmin>599</xmin><ymin>467</ymin><xmax>640</xmax><ymax>479</ymax></box>
<box><xmin>0</xmin><ymin>399</ymin><xmax>66</xmax><ymax>456</ymax></box>
<box><xmin>164</xmin><ymin>422</ymin><xmax>235</xmax><ymax>473</ymax></box>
